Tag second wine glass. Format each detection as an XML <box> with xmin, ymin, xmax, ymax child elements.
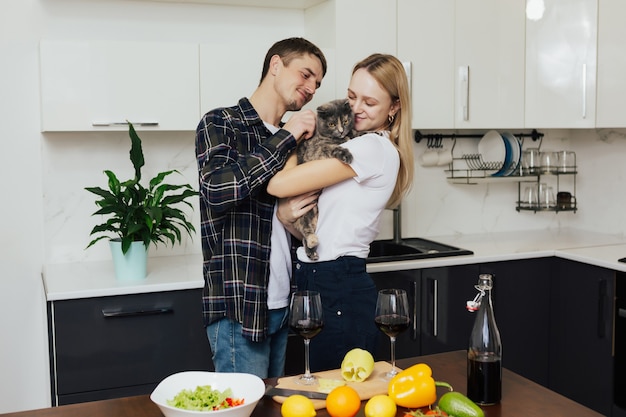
<box><xmin>288</xmin><ymin>290</ymin><xmax>324</xmax><ymax>385</ymax></box>
<box><xmin>375</xmin><ymin>288</ymin><xmax>411</xmax><ymax>379</ymax></box>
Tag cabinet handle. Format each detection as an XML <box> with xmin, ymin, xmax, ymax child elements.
<box><xmin>411</xmin><ymin>280</ymin><xmax>419</xmax><ymax>341</ymax></box>
<box><xmin>581</xmin><ymin>63</ymin><xmax>587</xmax><ymax>119</ymax></box>
<box><xmin>432</xmin><ymin>279</ymin><xmax>438</xmax><ymax>337</ymax></box>
<box><xmin>426</xmin><ymin>278</ymin><xmax>438</xmax><ymax>337</ymax></box>
<box><xmin>597</xmin><ymin>279</ymin><xmax>607</xmax><ymax>338</ymax></box>
<box><xmin>619</xmin><ymin>308</ymin><xmax>626</xmax><ymax>319</ymax></box>
<box><xmin>102</xmin><ymin>307</ymin><xmax>173</xmax><ymax>318</ymax></box>
<box><xmin>92</xmin><ymin>121</ymin><xmax>159</xmax><ymax>127</ymax></box>
<box><xmin>402</xmin><ymin>61</ymin><xmax>412</xmax><ymax>95</ymax></box>
<box><xmin>458</xmin><ymin>66</ymin><xmax>469</xmax><ymax>121</ymax></box>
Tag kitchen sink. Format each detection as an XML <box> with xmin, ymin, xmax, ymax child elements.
<box><xmin>367</xmin><ymin>237</ymin><xmax>473</xmax><ymax>263</ymax></box>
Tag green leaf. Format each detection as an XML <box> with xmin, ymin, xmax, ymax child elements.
<box><xmin>127</xmin><ymin>121</ymin><xmax>145</xmax><ymax>182</ymax></box>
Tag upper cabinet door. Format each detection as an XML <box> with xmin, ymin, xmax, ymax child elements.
<box><xmin>525</xmin><ymin>0</ymin><xmax>598</xmax><ymax>128</ymax></box>
<box><xmin>199</xmin><ymin>42</ymin><xmax>267</xmax><ymax>115</ymax></box>
<box><xmin>40</xmin><ymin>41</ymin><xmax>200</xmax><ymax>132</ymax></box>
<box><xmin>596</xmin><ymin>0</ymin><xmax>626</xmax><ymax>128</ymax></box>
<box><xmin>306</xmin><ymin>0</ymin><xmax>396</xmax><ymax>100</ymax></box>
<box><xmin>398</xmin><ymin>0</ymin><xmax>455</xmax><ymax>129</ymax></box>
<box><xmin>398</xmin><ymin>0</ymin><xmax>524</xmax><ymax>130</ymax></box>
<box><xmin>454</xmin><ymin>0</ymin><xmax>525</xmax><ymax>129</ymax></box>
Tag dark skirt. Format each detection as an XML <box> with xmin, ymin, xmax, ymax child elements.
<box><xmin>294</xmin><ymin>256</ymin><xmax>379</xmax><ymax>372</ymax></box>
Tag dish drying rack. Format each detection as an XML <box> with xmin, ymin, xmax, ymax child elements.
<box><xmin>415</xmin><ymin>129</ymin><xmax>577</xmax><ymax>213</ymax></box>
<box><xmin>414</xmin><ymin>129</ymin><xmax>543</xmax><ymax>183</ymax></box>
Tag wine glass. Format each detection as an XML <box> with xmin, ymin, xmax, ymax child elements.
<box><xmin>289</xmin><ymin>290</ymin><xmax>324</xmax><ymax>385</ymax></box>
<box><xmin>375</xmin><ymin>288</ymin><xmax>411</xmax><ymax>379</ymax></box>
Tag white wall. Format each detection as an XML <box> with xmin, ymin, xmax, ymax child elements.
<box><xmin>3</xmin><ymin>0</ymin><xmax>626</xmax><ymax>413</ymax></box>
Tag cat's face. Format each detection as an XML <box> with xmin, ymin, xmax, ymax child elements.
<box><xmin>316</xmin><ymin>99</ymin><xmax>355</xmax><ymax>139</ymax></box>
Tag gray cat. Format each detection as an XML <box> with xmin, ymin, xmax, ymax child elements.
<box><xmin>293</xmin><ymin>98</ymin><xmax>357</xmax><ymax>260</ymax></box>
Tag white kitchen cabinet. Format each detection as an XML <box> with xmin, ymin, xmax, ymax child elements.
<box><xmin>525</xmin><ymin>0</ymin><xmax>598</xmax><ymax>128</ymax></box>
<box><xmin>397</xmin><ymin>0</ymin><xmax>454</xmax><ymax>129</ymax></box>
<box><xmin>454</xmin><ymin>0</ymin><xmax>525</xmax><ymax>129</ymax></box>
<box><xmin>199</xmin><ymin>42</ymin><xmax>268</xmax><ymax>114</ymax></box>
<box><xmin>397</xmin><ymin>0</ymin><xmax>525</xmax><ymax>130</ymax></box>
<box><xmin>596</xmin><ymin>0</ymin><xmax>626</xmax><ymax>128</ymax></box>
<box><xmin>305</xmin><ymin>0</ymin><xmax>396</xmax><ymax>100</ymax></box>
<box><xmin>40</xmin><ymin>40</ymin><xmax>200</xmax><ymax>132</ymax></box>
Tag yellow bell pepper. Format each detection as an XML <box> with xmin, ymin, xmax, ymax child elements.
<box><xmin>387</xmin><ymin>363</ymin><xmax>452</xmax><ymax>409</ymax></box>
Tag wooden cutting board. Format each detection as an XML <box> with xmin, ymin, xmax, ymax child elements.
<box><xmin>272</xmin><ymin>361</ymin><xmax>398</xmax><ymax>410</ymax></box>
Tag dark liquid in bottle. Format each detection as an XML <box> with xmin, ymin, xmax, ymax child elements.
<box><xmin>290</xmin><ymin>321</ymin><xmax>323</xmax><ymax>339</ymax></box>
<box><xmin>374</xmin><ymin>314</ymin><xmax>411</xmax><ymax>337</ymax></box>
<box><xmin>467</xmin><ymin>357</ymin><xmax>502</xmax><ymax>405</ymax></box>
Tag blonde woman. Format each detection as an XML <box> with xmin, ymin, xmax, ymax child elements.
<box><xmin>268</xmin><ymin>53</ymin><xmax>414</xmax><ymax>371</ymax></box>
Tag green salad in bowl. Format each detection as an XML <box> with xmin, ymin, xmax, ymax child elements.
<box><xmin>151</xmin><ymin>371</ymin><xmax>264</xmax><ymax>417</ymax></box>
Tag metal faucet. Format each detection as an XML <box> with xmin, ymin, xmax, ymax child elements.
<box><xmin>392</xmin><ymin>206</ymin><xmax>402</xmax><ymax>244</ymax></box>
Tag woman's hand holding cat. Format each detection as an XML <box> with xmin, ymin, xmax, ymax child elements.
<box><xmin>283</xmin><ymin>109</ymin><xmax>317</xmax><ymax>141</ymax></box>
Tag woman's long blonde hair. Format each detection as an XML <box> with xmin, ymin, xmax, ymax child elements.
<box><xmin>352</xmin><ymin>53</ymin><xmax>414</xmax><ymax>208</ymax></box>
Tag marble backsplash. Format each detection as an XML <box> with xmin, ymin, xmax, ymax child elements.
<box><xmin>42</xmin><ymin>127</ymin><xmax>626</xmax><ymax>264</ymax></box>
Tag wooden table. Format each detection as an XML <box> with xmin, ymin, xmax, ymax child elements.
<box><xmin>1</xmin><ymin>351</ymin><xmax>602</xmax><ymax>417</ymax></box>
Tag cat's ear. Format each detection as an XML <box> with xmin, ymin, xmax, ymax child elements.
<box><xmin>316</xmin><ymin>101</ymin><xmax>330</xmax><ymax>112</ymax></box>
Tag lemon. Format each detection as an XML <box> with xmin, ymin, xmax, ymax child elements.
<box><xmin>341</xmin><ymin>348</ymin><xmax>375</xmax><ymax>382</ymax></box>
<box><xmin>364</xmin><ymin>394</ymin><xmax>396</xmax><ymax>417</ymax></box>
<box><xmin>281</xmin><ymin>394</ymin><xmax>317</xmax><ymax>417</ymax></box>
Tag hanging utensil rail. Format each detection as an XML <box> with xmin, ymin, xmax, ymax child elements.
<box><xmin>414</xmin><ymin>129</ymin><xmax>543</xmax><ymax>143</ymax></box>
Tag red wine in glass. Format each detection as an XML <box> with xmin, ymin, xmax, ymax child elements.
<box><xmin>289</xmin><ymin>291</ymin><xmax>324</xmax><ymax>385</ymax></box>
<box><xmin>375</xmin><ymin>289</ymin><xmax>411</xmax><ymax>379</ymax></box>
<box><xmin>290</xmin><ymin>319</ymin><xmax>324</xmax><ymax>339</ymax></box>
<box><xmin>375</xmin><ymin>314</ymin><xmax>411</xmax><ymax>338</ymax></box>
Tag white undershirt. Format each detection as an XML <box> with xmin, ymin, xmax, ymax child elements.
<box><xmin>265</xmin><ymin>122</ymin><xmax>292</xmax><ymax>309</ymax></box>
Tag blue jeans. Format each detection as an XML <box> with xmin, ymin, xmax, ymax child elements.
<box><xmin>206</xmin><ymin>307</ymin><xmax>289</xmax><ymax>378</ymax></box>
<box><xmin>295</xmin><ymin>256</ymin><xmax>379</xmax><ymax>372</ymax></box>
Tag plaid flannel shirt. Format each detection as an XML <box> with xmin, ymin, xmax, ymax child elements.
<box><xmin>195</xmin><ymin>98</ymin><xmax>296</xmax><ymax>342</ymax></box>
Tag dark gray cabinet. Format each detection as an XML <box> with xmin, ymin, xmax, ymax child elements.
<box><xmin>479</xmin><ymin>258</ymin><xmax>553</xmax><ymax>386</ymax></box>
<box><xmin>371</xmin><ymin>265</ymin><xmax>478</xmax><ymax>360</ymax></box>
<box><xmin>549</xmin><ymin>258</ymin><xmax>614</xmax><ymax>416</ymax></box>
<box><xmin>47</xmin><ymin>289</ymin><xmax>213</xmax><ymax>405</ymax></box>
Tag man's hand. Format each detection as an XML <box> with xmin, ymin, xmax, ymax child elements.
<box><xmin>282</xmin><ymin>109</ymin><xmax>317</xmax><ymax>142</ymax></box>
<box><xmin>276</xmin><ymin>191</ymin><xmax>319</xmax><ymax>238</ymax></box>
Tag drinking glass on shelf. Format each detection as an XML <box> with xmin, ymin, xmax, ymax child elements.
<box><xmin>288</xmin><ymin>291</ymin><xmax>324</xmax><ymax>385</ymax></box>
<box><xmin>539</xmin><ymin>183</ymin><xmax>556</xmax><ymax>209</ymax></box>
<box><xmin>375</xmin><ymin>289</ymin><xmax>411</xmax><ymax>380</ymax></box>
<box><xmin>540</xmin><ymin>150</ymin><xmax>559</xmax><ymax>174</ymax></box>
<box><xmin>521</xmin><ymin>184</ymin><xmax>539</xmax><ymax>208</ymax></box>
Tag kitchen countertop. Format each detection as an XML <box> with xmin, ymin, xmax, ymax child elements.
<box><xmin>43</xmin><ymin>228</ymin><xmax>626</xmax><ymax>300</ymax></box>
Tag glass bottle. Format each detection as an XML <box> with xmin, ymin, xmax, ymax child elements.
<box><xmin>467</xmin><ymin>274</ymin><xmax>502</xmax><ymax>405</ymax></box>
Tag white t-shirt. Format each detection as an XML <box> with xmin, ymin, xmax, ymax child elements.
<box><xmin>265</xmin><ymin>122</ymin><xmax>292</xmax><ymax>309</ymax></box>
<box><xmin>296</xmin><ymin>131</ymin><xmax>400</xmax><ymax>262</ymax></box>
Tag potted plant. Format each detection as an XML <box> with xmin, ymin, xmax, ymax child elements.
<box><xmin>85</xmin><ymin>122</ymin><xmax>197</xmax><ymax>280</ymax></box>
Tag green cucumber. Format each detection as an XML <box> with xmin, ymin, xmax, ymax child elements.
<box><xmin>437</xmin><ymin>392</ymin><xmax>485</xmax><ymax>417</ymax></box>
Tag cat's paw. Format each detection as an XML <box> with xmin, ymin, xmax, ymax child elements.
<box><xmin>305</xmin><ymin>247</ymin><xmax>319</xmax><ymax>261</ymax></box>
<box><xmin>303</xmin><ymin>234</ymin><xmax>319</xmax><ymax>260</ymax></box>
<box><xmin>333</xmin><ymin>148</ymin><xmax>353</xmax><ymax>164</ymax></box>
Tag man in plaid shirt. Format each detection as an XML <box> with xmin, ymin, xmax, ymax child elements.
<box><xmin>196</xmin><ymin>38</ymin><xmax>327</xmax><ymax>378</ymax></box>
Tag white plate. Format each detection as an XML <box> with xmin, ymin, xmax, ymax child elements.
<box><xmin>478</xmin><ymin>130</ymin><xmax>506</xmax><ymax>171</ymax></box>
<box><xmin>501</xmin><ymin>132</ymin><xmax>522</xmax><ymax>176</ymax></box>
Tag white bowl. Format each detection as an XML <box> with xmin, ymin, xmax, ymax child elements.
<box><xmin>150</xmin><ymin>371</ymin><xmax>265</xmax><ymax>417</ymax></box>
